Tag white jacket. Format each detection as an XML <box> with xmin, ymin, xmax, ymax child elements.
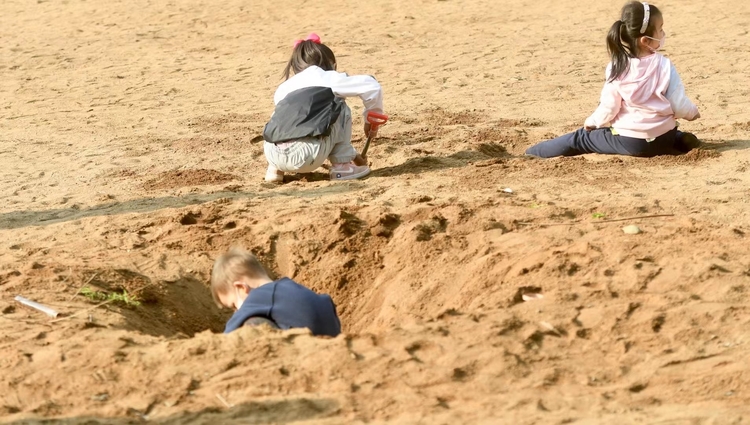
<box><xmin>274</xmin><ymin>66</ymin><xmax>384</xmax><ymax>118</ymax></box>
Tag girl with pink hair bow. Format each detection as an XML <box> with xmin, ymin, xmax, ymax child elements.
<box><xmin>262</xmin><ymin>33</ymin><xmax>384</xmax><ymax>182</ymax></box>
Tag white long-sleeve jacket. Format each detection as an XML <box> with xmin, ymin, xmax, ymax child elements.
<box><xmin>274</xmin><ymin>66</ymin><xmax>384</xmax><ymax>118</ymax></box>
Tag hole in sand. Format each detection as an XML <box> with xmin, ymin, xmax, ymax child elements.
<box><xmin>179</xmin><ymin>212</ymin><xmax>200</xmax><ymax>225</ymax></box>
<box><xmin>80</xmin><ymin>269</ymin><xmax>230</xmax><ymax>337</ymax></box>
<box><xmin>84</xmin><ymin>206</ymin><xmax>407</xmax><ymax>338</ymax></box>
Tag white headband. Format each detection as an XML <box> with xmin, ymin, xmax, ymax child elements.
<box><xmin>640</xmin><ymin>2</ymin><xmax>651</xmax><ymax>34</ymax></box>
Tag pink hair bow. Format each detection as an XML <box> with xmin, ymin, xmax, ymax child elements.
<box><xmin>293</xmin><ymin>33</ymin><xmax>321</xmax><ymax>48</ymax></box>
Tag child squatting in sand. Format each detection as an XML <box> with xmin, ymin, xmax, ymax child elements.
<box><xmin>262</xmin><ymin>33</ymin><xmax>384</xmax><ymax>182</ymax></box>
<box><xmin>211</xmin><ymin>247</ymin><xmax>342</xmax><ymax>336</ymax></box>
<box><xmin>526</xmin><ymin>2</ymin><xmax>701</xmax><ymax>158</ymax></box>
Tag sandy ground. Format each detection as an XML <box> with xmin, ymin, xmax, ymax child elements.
<box><xmin>1</xmin><ymin>0</ymin><xmax>750</xmax><ymax>423</ymax></box>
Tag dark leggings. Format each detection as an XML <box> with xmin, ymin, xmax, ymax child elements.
<box><xmin>525</xmin><ymin>127</ymin><xmax>688</xmax><ymax>158</ymax></box>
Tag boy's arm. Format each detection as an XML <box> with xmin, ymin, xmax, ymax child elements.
<box><xmin>243</xmin><ymin>316</ymin><xmax>279</xmax><ymax>329</ymax></box>
<box><xmin>665</xmin><ymin>63</ymin><xmax>700</xmax><ymax>121</ymax></box>
<box><xmin>327</xmin><ymin>71</ymin><xmax>384</xmax><ymax>117</ymax></box>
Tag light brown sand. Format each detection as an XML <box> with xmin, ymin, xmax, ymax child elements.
<box><xmin>1</xmin><ymin>0</ymin><xmax>750</xmax><ymax>423</ymax></box>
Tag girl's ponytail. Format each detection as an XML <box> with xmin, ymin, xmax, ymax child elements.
<box><xmin>606</xmin><ymin>20</ymin><xmax>631</xmax><ymax>82</ymax></box>
<box><xmin>281</xmin><ymin>36</ymin><xmax>337</xmax><ymax>80</ymax></box>
<box><xmin>605</xmin><ymin>2</ymin><xmax>663</xmax><ymax>83</ymax></box>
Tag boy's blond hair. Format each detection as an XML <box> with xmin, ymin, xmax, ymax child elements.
<box><xmin>211</xmin><ymin>247</ymin><xmax>268</xmax><ymax>306</ymax></box>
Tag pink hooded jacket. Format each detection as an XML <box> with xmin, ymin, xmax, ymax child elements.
<box><xmin>584</xmin><ymin>53</ymin><xmax>699</xmax><ymax>140</ymax></box>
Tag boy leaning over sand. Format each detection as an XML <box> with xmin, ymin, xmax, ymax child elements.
<box><xmin>211</xmin><ymin>247</ymin><xmax>341</xmax><ymax>337</ymax></box>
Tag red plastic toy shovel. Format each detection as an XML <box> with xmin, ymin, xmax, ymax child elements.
<box><xmin>361</xmin><ymin>111</ymin><xmax>389</xmax><ymax>157</ymax></box>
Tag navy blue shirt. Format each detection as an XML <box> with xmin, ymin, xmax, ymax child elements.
<box><xmin>223</xmin><ymin>278</ymin><xmax>341</xmax><ymax>337</ymax></box>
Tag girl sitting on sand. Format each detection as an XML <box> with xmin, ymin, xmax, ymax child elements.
<box><xmin>262</xmin><ymin>33</ymin><xmax>384</xmax><ymax>182</ymax></box>
<box><xmin>526</xmin><ymin>2</ymin><xmax>701</xmax><ymax>158</ymax></box>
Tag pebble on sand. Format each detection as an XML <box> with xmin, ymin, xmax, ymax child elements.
<box><xmin>622</xmin><ymin>225</ymin><xmax>642</xmax><ymax>235</ymax></box>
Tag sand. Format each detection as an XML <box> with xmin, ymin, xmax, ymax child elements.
<box><xmin>1</xmin><ymin>0</ymin><xmax>750</xmax><ymax>423</ymax></box>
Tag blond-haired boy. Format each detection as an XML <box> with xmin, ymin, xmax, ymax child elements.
<box><xmin>211</xmin><ymin>247</ymin><xmax>341</xmax><ymax>336</ymax></box>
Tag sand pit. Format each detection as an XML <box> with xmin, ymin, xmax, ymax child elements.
<box><xmin>2</xmin><ymin>0</ymin><xmax>750</xmax><ymax>423</ymax></box>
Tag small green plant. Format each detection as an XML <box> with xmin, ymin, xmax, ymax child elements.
<box><xmin>592</xmin><ymin>212</ymin><xmax>607</xmax><ymax>219</ymax></box>
<box><xmin>81</xmin><ymin>287</ymin><xmax>141</xmax><ymax>306</ymax></box>
<box><xmin>80</xmin><ymin>286</ymin><xmax>101</xmax><ymax>301</ymax></box>
<box><xmin>107</xmin><ymin>290</ymin><xmax>141</xmax><ymax>306</ymax></box>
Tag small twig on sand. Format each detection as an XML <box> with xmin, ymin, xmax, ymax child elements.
<box><xmin>61</xmin><ymin>267</ymin><xmax>73</xmax><ymax>290</ymax></box>
<box><xmin>519</xmin><ymin>214</ymin><xmax>675</xmax><ymax>227</ymax></box>
<box><xmin>595</xmin><ymin>214</ymin><xmax>675</xmax><ymax>223</ymax></box>
<box><xmin>518</xmin><ymin>221</ymin><xmax>576</xmax><ymax>227</ymax></box>
<box><xmin>49</xmin><ymin>299</ymin><xmax>114</xmax><ymax>323</ymax></box>
<box><xmin>69</xmin><ymin>272</ymin><xmax>99</xmax><ymax>301</ymax></box>
<box><xmin>215</xmin><ymin>393</ymin><xmax>233</xmax><ymax>408</ymax></box>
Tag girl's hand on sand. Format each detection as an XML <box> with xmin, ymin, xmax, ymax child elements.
<box><xmin>354</xmin><ymin>153</ymin><xmax>368</xmax><ymax>166</ymax></box>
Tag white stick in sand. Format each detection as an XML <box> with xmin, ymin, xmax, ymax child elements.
<box><xmin>14</xmin><ymin>296</ymin><xmax>59</xmax><ymax>318</ymax></box>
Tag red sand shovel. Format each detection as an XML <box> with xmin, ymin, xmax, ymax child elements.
<box><xmin>361</xmin><ymin>111</ymin><xmax>389</xmax><ymax>157</ymax></box>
